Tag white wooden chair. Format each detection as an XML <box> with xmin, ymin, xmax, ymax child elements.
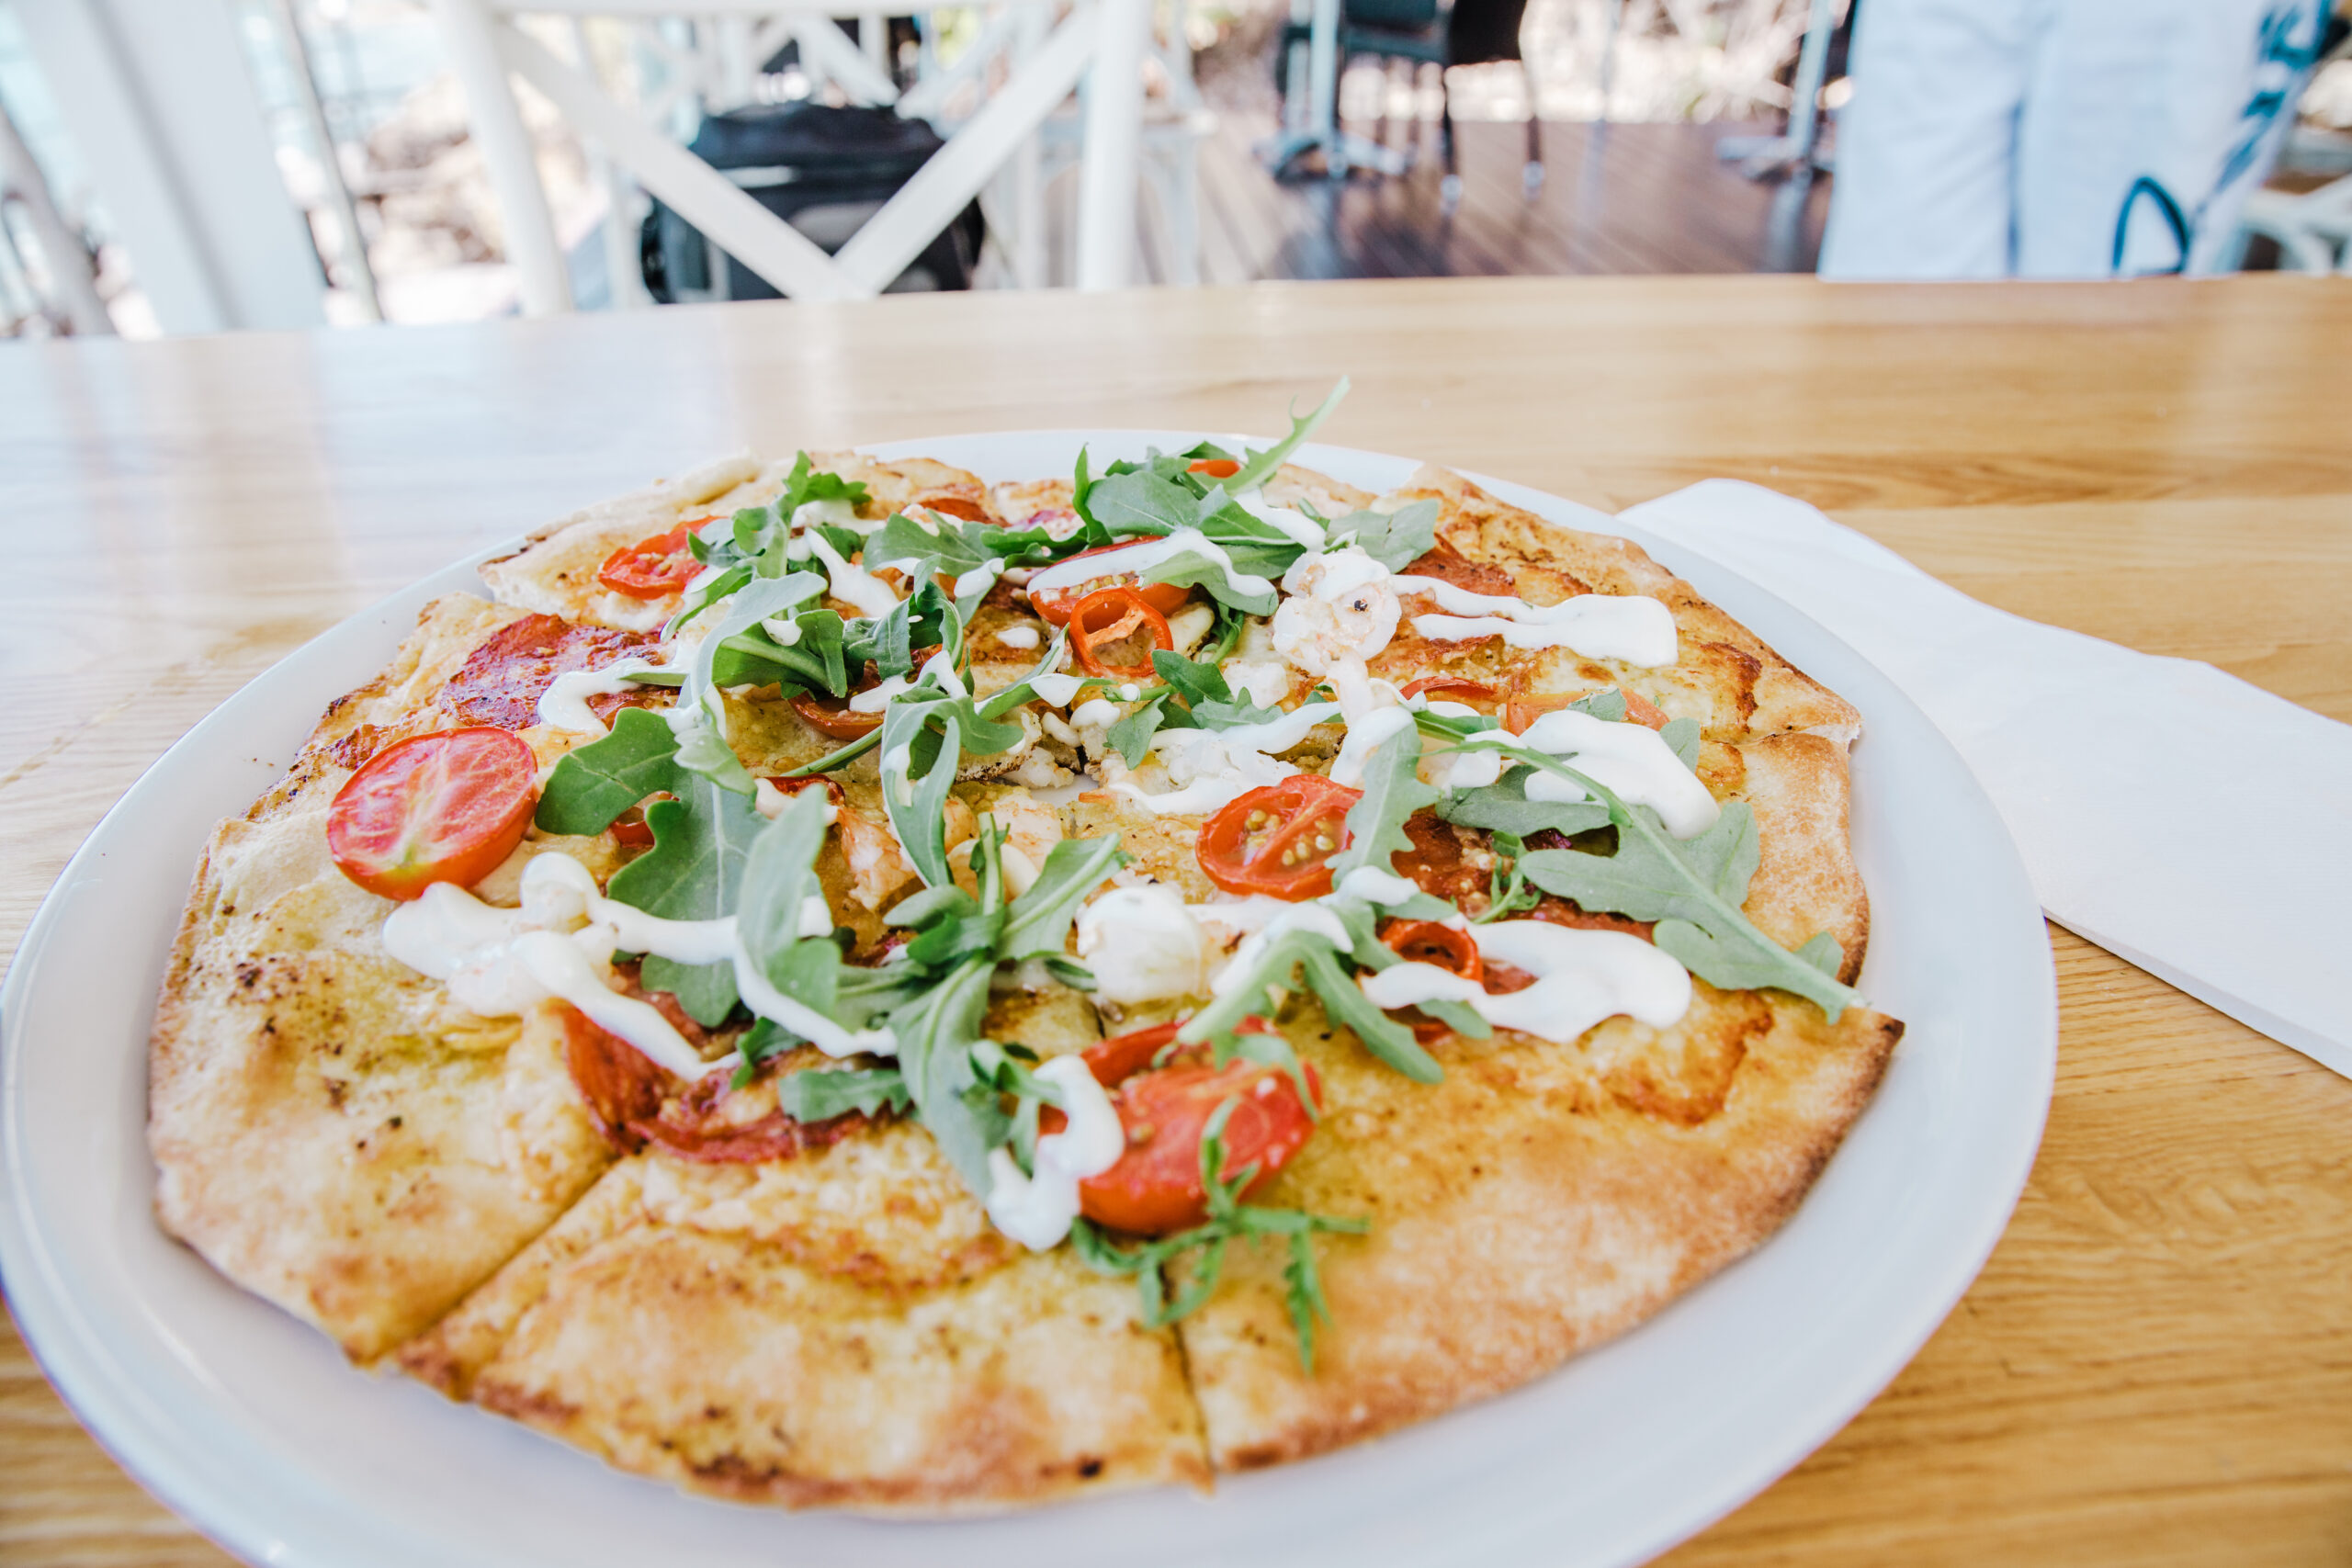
<box><xmin>428</xmin><ymin>0</ymin><xmax>1150</xmax><ymax>311</ymax></box>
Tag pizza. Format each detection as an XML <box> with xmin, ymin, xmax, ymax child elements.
<box><xmin>149</xmin><ymin>388</ymin><xmax>1902</xmax><ymax>1512</ymax></box>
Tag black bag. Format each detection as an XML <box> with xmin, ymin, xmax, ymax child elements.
<box><xmin>640</xmin><ymin>103</ymin><xmax>985</xmax><ymax>301</ymax></box>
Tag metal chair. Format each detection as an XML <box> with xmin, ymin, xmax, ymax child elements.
<box><xmin>429</xmin><ymin>0</ymin><xmax>1151</xmax><ymax>310</ymax></box>
<box><xmin>1277</xmin><ymin>0</ymin><xmax>1542</xmax><ymax>197</ymax></box>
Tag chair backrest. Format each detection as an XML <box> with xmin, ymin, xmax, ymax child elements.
<box><xmin>427</xmin><ymin>0</ymin><xmax>1148</xmax><ymax>310</ymax></box>
<box><xmin>1445</xmin><ymin>0</ymin><xmax>1530</xmax><ymax>66</ymax></box>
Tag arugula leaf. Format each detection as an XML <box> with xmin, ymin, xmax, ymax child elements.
<box><xmin>667</xmin><ymin>561</ymin><xmax>750</xmax><ymax>635</ymax></box>
<box><xmin>879</xmin><ymin>705</ymin><xmax>962</xmax><ymax>890</ymax></box>
<box><xmin>1144</xmin><ymin>649</ymin><xmax>1283</xmax><ymax>731</ymax></box>
<box><xmin>1225</xmin><ymin>378</ymin><xmax>1350</xmax><ymax>495</ymax></box>
<box><xmin>535</xmin><ymin>707</ymin><xmax>681</xmax><ymax>835</ymax></box>
<box><xmin>888</xmin><ymin>954</ymin><xmax>1006</xmax><ymax>1192</ymax></box>
<box><xmin>1069</xmin><ymin>1097</ymin><xmax>1367</xmax><ymax>1371</ymax></box>
<box><xmin>864</xmin><ymin>511</ymin><xmax>1068</xmax><ymax>615</ymax></box>
<box><xmin>1477</xmin><ymin>739</ymin><xmax>1861</xmax><ymax>1018</ymax></box>
<box><xmin>1475</xmin><ymin>829</ymin><xmax>1546</xmax><ymax>925</ymax></box>
<box><xmin>1105</xmin><ymin>691</ymin><xmax>1172</xmax><ymax>768</ymax></box>
<box><xmin>1327</xmin><ymin>498</ymin><xmax>1439</xmax><ymax>571</ymax></box>
<box><xmin>1521</xmin><ymin>802</ymin><xmax>1758</xmax><ymax>924</ymax></box>
<box><xmin>733</xmin><ymin>786</ymin><xmax>842</xmax><ymax>1032</ymax></box>
<box><xmin>1437</xmin><ymin>765</ymin><xmax>1612</xmax><ymax>841</ymax></box>
<box><xmin>1320</xmin><ymin>893</ymin><xmax>1490</xmax><ymax>1039</ymax></box>
<box><xmin>998</xmin><ymin>833</ymin><xmax>1126</xmax><ymax>961</ymax></box>
<box><xmin>1328</xmin><ymin>723</ymin><xmax>1442</xmax><ymax>883</ymax></box>
<box><xmin>775</xmin><ymin>1066</ymin><xmax>910</xmax><ymax>1122</ymax></box>
<box><xmin>1661</xmin><ymin>716</ymin><xmax>1702</xmax><ymax>771</ymax></box>
<box><xmin>709</xmin><ymin>609</ymin><xmax>850</xmax><ymax>694</ymax></box>
<box><xmin>1082</xmin><ymin>467</ymin><xmax>1197</xmax><ymax>537</ymax></box>
<box><xmin>1183</xmin><ymin>927</ymin><xmax>1443</xmax><ymax>1083</ymax></box>
<box><xmin>1569</xmin><ymin>689</ymin><xmax>1628</xmax><ymax>722</ymax></box>
<box><xmin>605</xmin><ymin>772</ymin><xmax>765</xmax><ymax>1026</ymax></box>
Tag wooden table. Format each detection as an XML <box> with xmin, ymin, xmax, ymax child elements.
<box><xmin>4</xmin><ymin>275</ymin><xmax>2348</xmax><ymax>1566</ymax></box>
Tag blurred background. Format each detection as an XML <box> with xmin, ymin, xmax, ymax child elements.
<box><xmin>1</xmin><ymin>0</ymin><xmax>2346</xmax><ymax>338</ymax></box>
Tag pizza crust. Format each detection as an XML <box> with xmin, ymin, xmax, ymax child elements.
<box><xmin>1173</xmin><ymin>991</ymin><xmax>1902</xmax><ymax>1471</ymax></box>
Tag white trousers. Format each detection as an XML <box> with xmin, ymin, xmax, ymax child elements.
<box><xmin>1820</xmin><ymin>0</ymin><xmax>2331</xmax><ymax>278</ymax></box>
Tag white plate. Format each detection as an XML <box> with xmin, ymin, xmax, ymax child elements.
<box><xmin>0</xmin><ymin>434</ymin><xmax>2054</xmax><ymax>1568</ymax></box>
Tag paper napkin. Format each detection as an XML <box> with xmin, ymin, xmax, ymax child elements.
<box><xmin>1620</xmin><ymin>479</ymin><xmax>2352</xmax><ymax>1077</ymax></box>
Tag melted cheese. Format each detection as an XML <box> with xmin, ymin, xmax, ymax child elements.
<box><xmin>983</xmin><ymin>1055</ymin><xmax>1125</xmax><ymax>1250</ymax></box>
<box><xmin>1075</xmin><ymin>885</ymin><xmax>1211</xmax><ymax>1001</ymax></box>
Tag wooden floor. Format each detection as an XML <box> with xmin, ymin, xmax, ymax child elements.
<box><xmin>1190</xmin><ymin>114</ymin><xmax>1830</xmax><ymax>285</ymax></box>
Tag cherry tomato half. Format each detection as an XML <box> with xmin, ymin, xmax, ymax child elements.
<box><xmin>1062</xmin><ymin>1042</ymin><xmax>1319</xmax><ymax>1236</ymax></box>
<box><xmin>1187</xmin><ymin>457</ymin><xmax>1241</xmax><ymax>479</ymax></box>
<box><xmin>610</xmin><ymin>790</ymin><xmax>675</xmax><ymax>848</ymax></box>
<box><xmin>788</xmin><ymin>689</ymin><xmax>885</xmax><ymax>740</ymax></box>
<box><xmin>1379</xmin><ymin>919</ymin><xmax>1482</xmax><ymax>981</ymax></box>
<box><xmin>596</xmin><ymin>518</ymin><xmax>711</xmax><ymax>600</ymax></box>
<box><xmin>326</xmin><ymin>727</ymin><xmax>538</xmax><ymax>900</ymax></box>
<box><xmin>1195</xmin><ymin>774</ymin><xmax>1363</xmax><ymax>900</ymax></box>
<box><xmin>1069</xmin><ymin>586</ymin><xmax>1174</xmax><ymax>679</ymax></box>
<box><xmin>1399</xmin><ymin>674</ymin><xmax>1498</xmax><ymax>707</ymax></box>
<box><xmin>1077</xmin><ymin>1015</ymin><xmax>1281</xmax><ymax>1089</ymax></box>
<box><xmin>1504</xmin><ymin>687</ymin><xmax>1670</xmax><ymax>735</ymax></box>
<box><xmin>1027</xmin><ymin>542</ymin><xmax>1194</xmax><ymax>627</ymax></box>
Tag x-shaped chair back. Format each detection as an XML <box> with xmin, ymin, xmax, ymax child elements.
<box><xmin>429</xmin><ymin>0</ymin><xmax>1148</xmax><ymax>310</ymax></box>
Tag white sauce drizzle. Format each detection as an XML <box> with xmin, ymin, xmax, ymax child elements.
<box><xmin>1022</xmin><ymin>529</ymin><xmax>1278</xmax><ymax>605</ymax></box>
<box><xmin>952</xmin><ymin>558</ymin><xmax>1005</xmax><ymax>600</ymax></box>
<box><xmin>849</xmin><ymin>674</ymin><xmax>916</xmax><ymax>714</ymax></box>
<box><xmin>381</xmin><ymin>857</ymin><xmax>720</xmax><ymax>1077</ymax></box>
<box><xmin>984</xmin><ymin>1056</ymin><xmax>1125</xmax><ymax>1250</ymax></box>
<box><xmin>1029</xmin><ymin>671</ymin><xmax>1089</xmax><ymax>709</ymax></box>
<box><xmin>997</xmin><ymin>624</ymin><xmax>1042</xmax><ymax>649</ymax></box>
<box><xmin>1211</xmin><ymin>901</ymin><xmax>1354</xmax><ymax>998</ymax></box>
<box><xmin>1466</xmin><ymin>708</ymin><xmax>1719</xmax><ymax>838</ymax></box>
<box><xmin>1328</xmin><ymin>705</ymin><xmax>1417</xmax><ymax>788</ymax></box>
<box><xmin>1332</xmin><ymin>865</ymin><xmax>1422</xmax><ymax>906</ymax></box>
<box><xmin>1394</xmin><ymin>578</ymin><xmax>1678</xmax><ymax>667</ymax></box>
<box><xmin>804</xmin><ymin>529</ymin><xmax>902</xmax><ymax>618</ymax></box>
<box><xmin>1069</xmin><ymin>697</ymin><xmax>1122</xmax><ymax>730</ymax></box>
<box><xmin>1357</xmin><ymin>920</ymin><xmax>1691</xmax><ymax>1042</ymax></box>
<box><xmin>1237</xmin><ymin>493</ymin><xmax>1329</xmax><ymax>549</ymax></box>
<box><xmin>535</xmin><ymin>659</ymin><xmax>663</xmax><ymax>732</ymax></box>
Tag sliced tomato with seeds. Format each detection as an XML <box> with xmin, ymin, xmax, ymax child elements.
<box><xmin>1027</xmin><ymin>542</ymin><xmax>1193</xmax><ymax>626</ymax></box>
<box><xmin>1196</xmin><ymin>774</ymin><xmax>1363</xmax><ymax>900</ymax></box>
<box><xmin>1069</xmin><ymin>586</ymin><xmax>1174</xmax><ymax>679</ymax></box>
<box><xmin>1187</xmin><ymin>457</ymin><xmax>1240</xmax><ymax>479</ymax></box>
<box><xmin>596</xmin><ymin>519</ymin><xmax>710</xmax><ymax>600</ymax></box>
<box><xmin>1042</xmin><ymin>1023</ymin><xmax>1317</xmax><ymax>1236</ymax></box>
<box><xmin>326</xmin><ymin>727</ymin><xmax>539</xmax><ymax>900</ymax></box>
<box><xmin>1076</xmin><ymin>1015</ymin><xmax>1280</xmax><ymax>1089</ymax></box>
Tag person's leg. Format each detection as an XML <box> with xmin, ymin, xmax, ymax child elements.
<box><xmin>2015</xmin><ymin>0</ymin><xmax>2329</xmax><ymax>276</ymax></box>
<box><xmin>1818</xmin><ymin>0</ymin><xmax>2041</xmax><ymax>278</ymax></box>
